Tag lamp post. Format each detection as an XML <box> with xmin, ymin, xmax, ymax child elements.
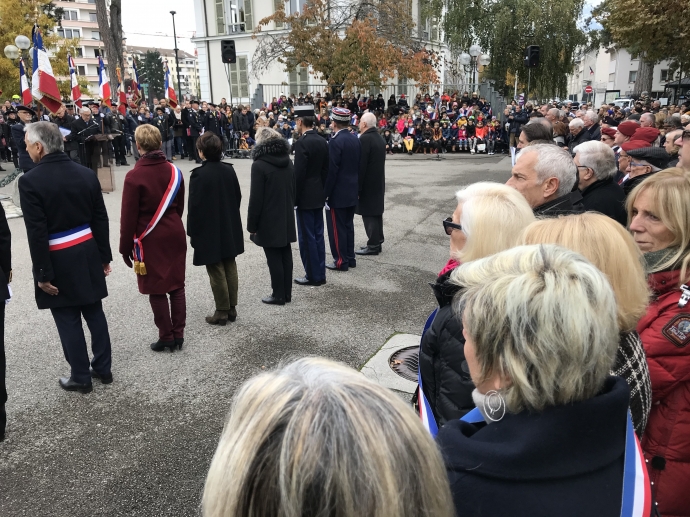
<box><xmin>5</xmin><ymin>34</ymin><xmax>32</xmax><ymax>103</ymax></box>
<box><xmin>458</xmin><ymin>45</ymin><xmax>490</xmax><ymax>89</ymax></box>
<box><xmin>170</xmin><ymin>10</ymin><xmax>183</xmax><ymax>104</ymax></box>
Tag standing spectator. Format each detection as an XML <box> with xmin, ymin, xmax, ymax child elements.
<box><xmin>0</xmin><ymin>198</ymin><xmax>8</xmax><ymax>440</ymax></box>
<box><xmin>620</xmin><ymin>145</ymin><xmax>670</xmax><ymax>196</ymax></box>
<box><xmin>189</xmin><ymin>100</ymin><xmax>204</xmax><ymax>164</ymax></box>
<box><xmin>153</xmin><ymin>107</ymin><xmax>173</xmax><ymax>162</ymax></box>
<box><xmin>567</xmin><ymin>118</ymin><xmax>589</xmax><ymax>153</ymax></box>
<box><xmin>600</xmin><ymin>126</ymin><xmax>617</xmax><ymax>147</ymax></box>
<box><xmin>187</xmin><ymin>132</ymin><xmax>244</xmax><ymax>326</ymax></box>
<box><xmin>583</xmin><ymin>110</ymin><xmax>601</xmax><ymax>141</ymax></box>
<box><xmin>324</xmin><ymin>108</ymin><xmax>360</xmax><ymax>271</ymax></box>
<box><xmin>573</xmin><ymin>141</ymin><xmax>627</xmax><ymax>225</ymax></box>
<box><xmin>355</xmin><ymin>112</ymin><xmax>386</xmax><ymax>256</ymax></box>
<box><xmin>247</xmin><ymin>128</ymin><xmax>296</xmax><ymax>305</ymax></box>
<box><xmin>507</xmin><ymin>105</ymin><xmax>528</xmax><ymax>151</ymax></box>
<box><xmin>172</xmin><ymin>106</ymin><xmax>186</xmax><ymax>159</ymax></box>
<box><xmin>12</xmin><ymin>106</ymin><xmax>37</xmax><ymax>172</ymax></box>
<box><xmin>119</xmin><ymin>125</ymin><xmax>187</xmax><ymax>352</ymax></box>
<box><xmin>19</xmin><ymin>122</ymin><xmax>112</xmax><ymax>393</ymax></box>
<box><xmin>293</xmin><ymin>105</ymin><xmax>329</xmax><ymax>288</ymax></box>
<box><xmin>628</xmin><ymin>169</ymin><xmax>690</xmax><ymax>517</ymax></box>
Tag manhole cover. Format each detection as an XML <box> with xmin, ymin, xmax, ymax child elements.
<box><xmin>389</xmin><ymin>345</ymin><xmax>419</xmax><ymax>382</ymax></box>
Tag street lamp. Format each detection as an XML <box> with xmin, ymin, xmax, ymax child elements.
<box><xmin>170</xmin><ymin>11</ymin><xmax>183</xmax><ymax>104</ymax></box>
<box><xmin>458</xmin><ymin>46</ymin><xmax>490</xmax><ymax>87</ymax></box>
<box><xmin>15</xmin><ymin>35</ymin><xmax>31</xmax><ymax>52</ymax></box>
<box><xmin>4</xmin><ymin>45</ymin><xmax>19</xmax><ymax>60</ymax></box>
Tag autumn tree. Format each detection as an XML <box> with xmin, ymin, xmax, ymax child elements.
<box><xmin>593</xmin><ymin>0</ymin><xmax>690</xmax><ymax>95</ymax></box>
<box><xmin>430</xmin><ymin>0</ymin><xmax>586</xmax><ymax>98</ymax></box>
<box><xmin>95</xmin><ymin>0</ymin><xmax>125</xmax><ymax>98</ymax></box>
<box><xmin>0</xmin><ymin>0</ymin><xmax>86</xmax><ymax>101</ymax></box>
<box><xmin>252</xmin><ymin>0</ymin><xmax>439</xmax><ymax>92</ymax></box>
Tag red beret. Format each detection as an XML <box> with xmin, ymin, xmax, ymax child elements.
<box><xmin>601</xmin><ymin>127</ymin><xmax>617</xmax><ymax>138</ymax></box>
<box><xmin>632</xmin><ymin>127</ymin><xmax>660</xmax><ymax>144</ymax></box>
<box><xmin>616</xmin><ymin>120</ymin><xmax>640</xmax><ymax>137</ymax></box>
<box><xmin>620</xmin><ymin>140</ymin><xmax>650</xmax><ymax>152</ymax></box>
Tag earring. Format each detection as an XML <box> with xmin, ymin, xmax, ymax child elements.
<box><xmin>483</xmin><ymin>390</ymin><xmax>506</xmax><ymax>422</ymax></box>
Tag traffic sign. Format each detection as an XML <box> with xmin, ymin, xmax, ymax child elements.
<box><xmin>584</xmin><ymin>85</ymin><xmax>593</xmax><ymax>94</ymax></box>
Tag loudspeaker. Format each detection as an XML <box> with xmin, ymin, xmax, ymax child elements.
<box><xmin>524</xmin><ymin>45</ymin><xmax>540</xmax><ymax>68</ymax></box>
<box><xmin>221</xmin><ymin>40</ymin><xmax>236</xmax><ymax>64</ymax></box>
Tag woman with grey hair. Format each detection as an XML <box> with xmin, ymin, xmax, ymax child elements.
<box><xmin>438</xmin><ymin>244</ymin><xmax>650</xmax><ymax>517</ymax></box>
<box><xmin>247</xmin><ymin>127</ymin><xmax>296</xmax><ymax>305</ymax></box>
<box><xmin>202</xmin><ymin>357</ymin><xmax>455</xmax><ymax>517</ymax></box>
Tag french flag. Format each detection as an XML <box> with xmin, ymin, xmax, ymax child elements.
<box><xmin>68</xmin><ymin>54</ymin><xmax>82</xmax><ymax>109</ymax></box>
<box><xmin>19</xmin><ymin>58</ymin><xmax>31</xmax><ymax>106</ymax></box>
<box><xmin>164</xmin><ymin>62</ymin><xmax>178</xmax><ymax>108</ymax></box>
<box><xmin>131</xmin><ymin>59</ymin><xmax>141</xmax><ymax>102</ymax></box>
<box><xmin>31</xmin><ymin>25</ymin><xmax>62</xmax><ymax>114</ymax></box>
<box><xmin>98</xmin><ymin>56</ymin><xmax>111</xmax><ymax>107</ymax></box>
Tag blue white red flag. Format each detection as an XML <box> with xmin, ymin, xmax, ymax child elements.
<box><xmin>98</xmin><ymin>56</ymin><xmax>111</xmax><ymax>107</ymax></box>
<box><xmin>68</xmin><ymin>54</ymin><xmax>82</xmax><ymax>109</ymax></box>
<box><xmin>164</xmin><ymin>62</ymin><xmax>178</xmax><ymax>108</ymax></box>
<box><xmin>31</xmin><ymin>25</ymin><xmax>62</xmax><ymax>114</ymax></box>
<box><xmin>19</xmin><ymin>58</ymin><xmax>32</xmax><ymax>106</ymax></box>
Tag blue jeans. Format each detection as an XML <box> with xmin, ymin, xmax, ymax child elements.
<box><xmin>174</xmin><ymin>136</ymin><xmax>185</xmax><ymax>157</ymax></box>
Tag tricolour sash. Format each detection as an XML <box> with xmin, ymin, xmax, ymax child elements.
<box><xmin>458</xmin><ymin>403</ymin><xmax>651</xmax><ymax>517</ymax></box>
<box><xmin>417</xmin><ymin>308</ymin><xmax>439</xmax><ymax>436</ymax></box>
<box><xmin>48</xmin><ymin>224</ymin><xmax>93</xmax><ymax>251</ymax></box>
<box><xmin>132</xmin><ymin>162</ymin><xmax>182</xmax><ymax>275</ymax></box>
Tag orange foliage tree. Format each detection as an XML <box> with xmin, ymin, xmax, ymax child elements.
<box><xmin>252</xmin><ymin>0</ymin><xmax>439</xmax><ymax>92</ymax></box>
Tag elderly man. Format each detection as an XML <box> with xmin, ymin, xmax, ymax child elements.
<box><xmin>640</xmin><ymin>113</ymin><xmax>656</xmax><ymax>128</ymax></box>
<box><xmin>545</xmin><ymin>108</ymin><xmax>560</xmax><ymax>123</ymax></box>
<box><xmin>10</xmin><ymin>105</ymin><xmax>37</xmax><ymax>171</ymax></box>
<box><xmin>19</xmin><ymin>122</ymin><xmax>113</xmax><ymax>393</ymax></box>
<box><xmin>355</xmin><ymin>112</ymin><xmax>386</xmax><ymax>256</ymax></box>
<box><xmin>567</xmin><ymin>118</ymin><xmax>589</xmax><ymax>153</ymax></box>
<box><xmin>292</xmin><ymin>105</ymin><xmax>329</xmax><ymax>287</ymax></box>
<box><xmin>665</xmin><ymin>129</ymin><xmax>682</xmax><ymax>167</ymax></box>
<box><xmin>506</xmin><ymin>143</ymin><xmax>584</xmax><ymax>216</ymax></box>
<box><xmin>573</xmin><ymin>141</ymin><xmax>626</xmax><ymax>225</ymax></box>
<box><xmin>583</xmin><ymin>111</ymin><xmax>601</xmax><ymax>141</ymax></box>
<box><xmin>66</xmin><ymin>107</ymin><xmax>100</xmax><ymax>167</ymax></box>
<box><xmin>620</xmin><ymin>144</ymin><xmax>671</xmax><ymax>196</ymax></box>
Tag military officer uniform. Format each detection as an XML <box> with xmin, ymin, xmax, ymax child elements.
<box><xmin>324</xmin><ymin>107</ymin><xmax>361</xmax><ymax>271</ymax></box>
<box><xmin>188</xmin><ymin>100</ymin><xmax>204</xmax><ymax>164</ymax></box>
<box><xmin>293</xmin><ymin>105</ymin><xmax>329</xmax><ymax>285</ymax></box>
<box><xmin>10</xmin><ymin>105</ymin><xmax>37</xmax><ymax>172</ymax></box>
<box><xmin>19</xmin><ymin>129</ymin><xmax>113</xmax><ymax>393</ymax></box>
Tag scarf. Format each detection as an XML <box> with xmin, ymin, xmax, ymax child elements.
<box><xmin>643</xmin><ymin>246</ymin><xmax>680</xmax><ymax>273</ymax></box>
<box><xmin>141</xmin><ymin>149</ymin><xmax>167</xmax><ymax>161</ymax></box>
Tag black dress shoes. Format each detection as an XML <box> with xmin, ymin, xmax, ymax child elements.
<box><xmin>262</xmin><ymin>295</ymin><xmax>285</xmax><ymax>305</ymax></box>
<box><xmin>150</xmin><ymin>339</ymin><xmax>177</xmax><ymax>352</ymax></box>
<box><xmin>326</xmin><ymin>262</ymin><xmax>348</xmax><ymax>271</ymax></box>
<box><xmin>90</xmin><ymin>370</ymin><xmax>113</xmax><ymax>384</ymax></box>
<box><xmin>355</xmin><ymin>246</ymin><xmax>381</xmax><ymax>256</ymax></box>
<box><xmin>294</xmin><ymin>277</ymin><xmax>326</xmax><ymax>286</ymax></box>
<box><xmin>59</xmin><ymin>377</ymin><xmax>93</xmax><ymax>394</ymax></box>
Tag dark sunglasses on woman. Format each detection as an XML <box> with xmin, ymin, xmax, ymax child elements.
<box><xmin>443</xmin><ymin>217</ymin><xmax>462</xmax><ymax>235</ymax></box>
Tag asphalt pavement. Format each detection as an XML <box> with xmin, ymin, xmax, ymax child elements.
<box><xmin>0</xmin><ymin>150</ymin><xmax>512</xmax><ymax>516</ymax></box>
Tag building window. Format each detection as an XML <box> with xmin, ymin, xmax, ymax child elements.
<box><xmin>660</xmin><ymin>69</ymin><xmax>669</xmax><ymax>82</ymax></box>
<box><xmin>74</xmin><ymin>47</ymin><xmax>83</xmax><ymax>58</ymax></box>
<box><xmin>222</xmin><ymin>0</ymin><xmax>253</xmax><ymax>34</ymax></box>
<box><xmin>228</xmin><ymin>55</ymin><xmax>249</xmax><ymax>98</ymax></box>
<box><xmin>215</xmin><ymin>0</ymin><xmax>225</xmax><ymax>35</ymax></box>
<box><xmin>628</xmin><ymin>71</ymin><xmax>637</xmax><ymax>83</ymax></box>
<box><xmin>63</xmin><ymin>10</ymin><xmax>79</xmax><ymax>21</ymax></box>
<box><xmin>94</xmin><ymin>48</ymin><xmax>105</xmax><ymax>59</ymax></box>
<box><xmin>57</xmin><ymin>28</ymin><xmax>81</xmax><ymax>39</ymax></box>
<box><xmin>274</xmin><ymin>0</ymin><xmax>284</xmax><ymax>29</ymax></box>
<box><xmin>77</xmin><ymin>65</ymin><xmax>86</xmax><ymax>76</ymax></box>
<box><xmin>92</xmin><ymin>31</ymin><xmax>100</xmax><ymax>40</ymax></box>
<box><xmin>89</xmin><ymin>12</ymin><xmax>97</xmax><ymax>22</ymax></box>
<box><xmin>288</xmin><ymin>64</ymin><xmax>308</xmax><ymax>95</ymax></box>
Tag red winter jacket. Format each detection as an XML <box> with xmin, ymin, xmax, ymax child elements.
<box><xmin>636</xmin><ymin>269</ymin><xmax>690</xmax><ymax>517</ymax></box>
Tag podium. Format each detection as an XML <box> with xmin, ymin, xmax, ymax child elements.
<box><xmin>83</xmin><ymin>134</ymin><xmax>115</xmax><ymax>192</ymax></box>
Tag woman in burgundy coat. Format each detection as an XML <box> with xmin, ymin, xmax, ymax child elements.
<box><xmin>120</xmin><ymin>124</ymin><xmax>187</xmax><ymax>352</ymax></box>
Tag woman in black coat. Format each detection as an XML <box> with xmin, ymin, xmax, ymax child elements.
<box><xmin>187</xmin><ymin>132</ymin><xmax>244</xmax><ymax>325</ymax></box>
<box><xmin>247</xmin><ymin>128</ymin><xmax>296</xmax><ymax>305</ymax></box>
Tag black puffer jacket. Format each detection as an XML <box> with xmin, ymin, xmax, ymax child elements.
<box><xmin>418</xmin><ymin>270</ymin><xmax>475</xmax><ymax>427</ymax></box>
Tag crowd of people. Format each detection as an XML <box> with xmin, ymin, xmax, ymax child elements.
<box><xmin>1</xmin><ymin>88</ymin><xmax>690</xmax><ymax>517</ymax></box>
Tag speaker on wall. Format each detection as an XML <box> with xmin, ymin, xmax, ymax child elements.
<box><xmin>221</xmin><ymin>40</ymin><xmax>236</xmax><ymax>64</ymax></box>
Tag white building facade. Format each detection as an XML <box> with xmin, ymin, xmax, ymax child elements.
<box><xmin>191</xmin><ymin>0</ymin><xmax>449</xmax><ymax>106</ymax></box>
<box><xmin>54</xmin><ymin>0</ymin><xmax>108</xmax><ymax>95</ymax></box>
<box><xmin>123</xmin><ymin>45</ymin><xmax>201</xmax><ymax>100</ymax></box>
<box><xmin>567</xmin><ymin>47</ymin><xmax>674</xmax><ymax>105</ymax></box>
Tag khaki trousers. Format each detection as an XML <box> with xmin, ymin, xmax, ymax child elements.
<box><xmin>205</xmin><ymin>258</ymin><xmax>238</xmax><ymax>311</ymax></box>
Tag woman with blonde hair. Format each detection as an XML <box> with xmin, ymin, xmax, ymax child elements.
<box><xmin>521</xmin><ymin>212</ymin><xmax>651</xmax><ymax>434</ymax></box>
<box><xmin>626</xmin><ymin>168</ymin><xmax>690</xmax><ymax>516</ymax></box>
<box><xmin>418</xmin><ymin>182</ymin><xmax>535</xmax><ymax>427</ymax></box>
<box><xmin>439</xmin><ymin>244</ymin><xmax>648</xmax><ymax>516</ymax></box>
<box><xmin>202</xmin><ymin>357</ymin><xmax>455</xmax><ymax>517</ymax></box>
<box><xmin>119</xmin><ymin>124</ymin><xmax>187</xmax><ymax>352</ymax></box>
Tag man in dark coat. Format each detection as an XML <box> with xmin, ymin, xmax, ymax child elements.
<box><xmin>188</xmin><ymin>100</ymin><xmax>204</xmax><ymax>164</ymax></box>
<box><xmin>181</xmin><ymin>101</ymin><xmax>194</xmax><ymax>161</ymax></box>
<box><xmin>324</xmin><ymin>107</ymin><xmax>361</xmax><ymax>271</ymax></box>
<box><xmin>293</xmin><ymin>105</ymin><xmax>329</xmax><ymax>286</ymax></box>
<box><xmin>574</xmin><ymin>141</ymin><xmax>627</xmax><ymax>226</ymax></box>
<box><xmin>0</xmin><ymin>203</ymin><xmax>10</xmax><ymax>441</ymax></box>
<box><xmin>506</xmin><ymin>144</ymin><xmax>585</xmax><ymax>217</ymax></box>
<box><xmin>247</xmin><ymin>131</ymin><xmax>296</xmax><ymax>305</ymax></box>
<box><xmin>11</xmin><ymin>105</ymin><xmax>37</xmax><ymax>172</ymax></box>
<box><xmin>153</xmin><ymin>106</ymin><xmax>173</xmax><ymax>161</ymax></box>
<box><xmin>66</xmin><ymin>106</ymin><xmax>101</xmax><ymax>168</ymax></box>
<box><xmin>355</xmin><ymin>113</ymin><xmax>386</xmax><ymax>256</ymax></box>
<box><xmin>19</xmin><ymin>122</ymin><xmax>112</xmax><ymax>394</ymax></box>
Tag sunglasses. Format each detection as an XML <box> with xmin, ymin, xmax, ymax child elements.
<box><xmin>443</xmin><ymin>217</ymin><xmax>462</xmax><ymax>235</ymax></box>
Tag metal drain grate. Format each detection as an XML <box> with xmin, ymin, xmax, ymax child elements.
<box><xmin>389</xmin><ymin>345</ymin><xmax>419</xmax><ymax>382</ymax></box>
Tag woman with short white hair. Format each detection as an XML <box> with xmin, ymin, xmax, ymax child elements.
<box><xmin>417</xmin><ymin>182</ymin><xmax>534</xmax><ymax>427</ymax></box>
<box><xmin>202</xmin><ymin>357</ymin><xmax>455</xmax><ymax>517</ymax></box>
<box><xmin>438</xmin><ymin>244</ymin><xmax>648</xmax><ymax>517</ymax></box>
